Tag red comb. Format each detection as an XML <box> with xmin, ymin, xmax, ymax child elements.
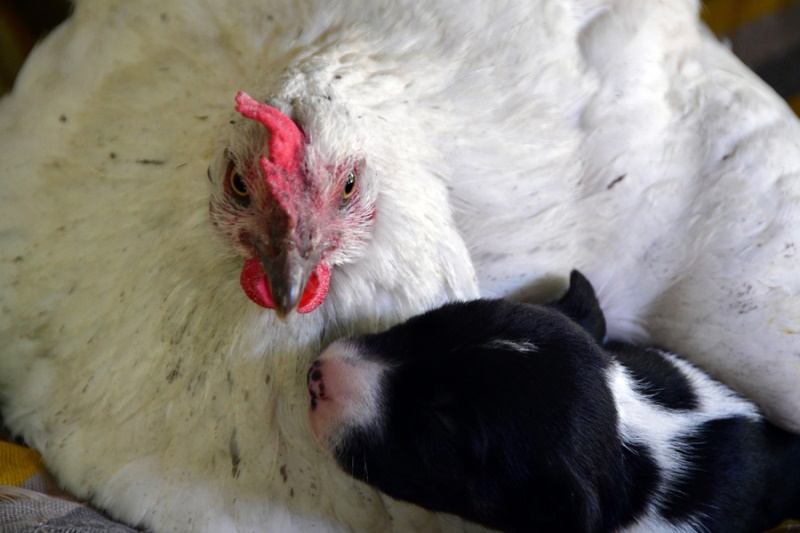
<box><xmin>235</xmin><ymin>91</ymin><xmax>304</xmax><ymax>174</ymax></box>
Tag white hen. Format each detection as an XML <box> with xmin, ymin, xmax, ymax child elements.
<box><xmin>0</xmin><ymin>1</ymin><xmax>798</xmax><ymax>532</ymax></box>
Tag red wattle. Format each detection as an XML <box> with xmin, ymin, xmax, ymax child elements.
<box><xmin>240</xmin><ymin>257</ymin><xmax>275</xmax><ymax>309</ymax></box>
<box><xmin>240</xmin><ymin>257</ymin><xmax>331</xmax><ymax>314</ymax></box>
<box><xmin>297</xmin><ymin>263</ymin><xmax>330</xmax><ymax>313</ymax></box>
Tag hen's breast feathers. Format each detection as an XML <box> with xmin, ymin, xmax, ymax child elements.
<box><xmin>1</xmin><ymin>0</ymin><xmax>800</xmax><ymax>532</ymax></box>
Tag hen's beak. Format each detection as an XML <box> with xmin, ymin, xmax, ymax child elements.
<box><xmin>260</xmin><ymin>245</ymin><xmax>317</xmax><ymax>318</ymax></box>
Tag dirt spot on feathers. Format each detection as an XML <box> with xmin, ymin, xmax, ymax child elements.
<box><xmin>280</xmin><ymin>465</ymin><xmax>288</xmax><ymax>483</ymax></box>
<box><xmin>731</xmin><ymin>283</ymin><xmax>759</xmax><ymax>315</ymax></box>
<box><xmin>230</xmin><ymin>429</ymin><xmax>241</xmax><ymax>479</ymax></box>
<box><xmin>166</xmin><ymin>358</ymin><xmax>182</xmax><ymax>383</ymax></box>
<box><xmin>607</xmin><ymin>174</ymin><xmax>626</xmax><ymax>190</ymax></box>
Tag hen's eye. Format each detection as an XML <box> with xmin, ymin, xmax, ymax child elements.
<box><xmin>226</xmin><ymin>162</ymin><xmax>249</xmax><ymax>198</ymax></box>
<box><xmin>343</xmin><ymin>171</ymin><xmax>356</xmax><ymax>200</ymax></box>
<box><xmin>231</xmin><ymin>173</ymin><xmax>248</xmax><ymax>197</ymax></box>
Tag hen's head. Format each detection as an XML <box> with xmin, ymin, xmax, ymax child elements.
<box><xmin>209</xmin><ymin>91</ymin><xmax>376</xmax><ymax>317</ymax></box>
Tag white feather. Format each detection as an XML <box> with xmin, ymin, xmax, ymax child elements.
<box><xmin>1</xmin><ymin>0</ymin><xmax>799</xmax><ymax>531</ymax></box>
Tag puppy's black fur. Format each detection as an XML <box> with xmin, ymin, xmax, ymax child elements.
<box><xmin>316</xmin><ymin>271</ymin><xmax>800</xmax><ymax>533</ymax></box>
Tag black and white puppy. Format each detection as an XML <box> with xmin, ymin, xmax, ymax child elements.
<box><xmin>307</xmin><ymin>271</ymin><xmax>800</xmax><ymax>533</ymax></box>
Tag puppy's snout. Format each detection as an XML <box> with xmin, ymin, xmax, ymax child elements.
<box><xmin>307</xmin><ymin>342</ymin><xmax>388</xmax><ymax>452</ymax></box>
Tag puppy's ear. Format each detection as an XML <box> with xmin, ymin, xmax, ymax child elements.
<box><xmin>549</xmin><ymin>270</ymin><xmax>606</xmax><ymax>342</ymax></box>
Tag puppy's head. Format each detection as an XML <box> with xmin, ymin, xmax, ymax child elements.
<box><xmin>307</xmin><ymin>271</ymin><xmax>617</xmax><ymax>532</ymax></box>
